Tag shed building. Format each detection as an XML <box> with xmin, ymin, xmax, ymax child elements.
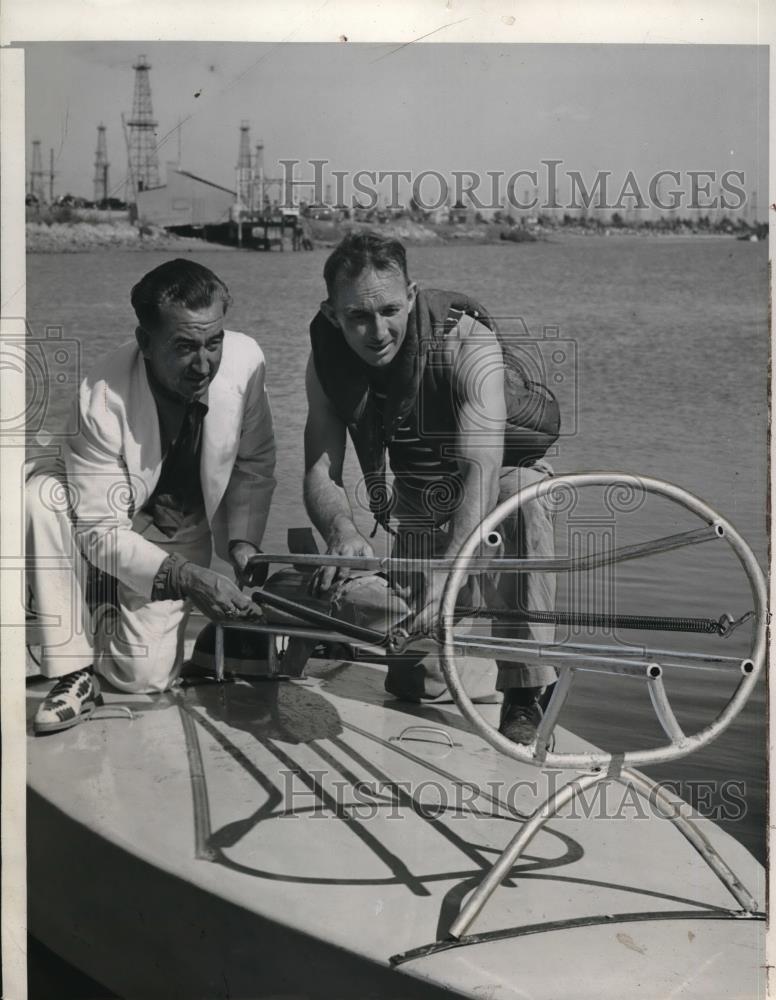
<box><xmin>136</xmin><ymin>166</ymin><xmax>236</xmax><ymax>229</ymax></box>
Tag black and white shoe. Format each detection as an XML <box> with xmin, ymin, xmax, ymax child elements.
<box><xmin>34</xmin><ymin>668</ymin><xmax>101</xmax><ymax>735</ymax></box>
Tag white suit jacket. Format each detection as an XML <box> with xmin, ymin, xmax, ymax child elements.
<box><xmin>64</xmin><ymin>330</ymin><xmax>276</xmax><ymax>599</ymax></box>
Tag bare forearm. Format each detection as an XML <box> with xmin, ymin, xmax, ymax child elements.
<box><xmin>303</xmin><ymin>465</ymin><xmax>375</xmax><ymax>593</ymax></box>
<box><xmin>303</xmin><ymin>356</ymin><xmax>375</xmax><ymax>592</ymax></box>
<box><xmin>303</xmin><ymin>467</ymin><xmax>358</xmax><ymax>543</ymax></box>
<box><xmin>443</xmin><ymin>459</ymin><xmax>501</xmax><ymax>556</ymax></box>
<box><xmin>409</xmin><ymin>459</ymin><xmax>500</xmax><ymax>630</ymax></box>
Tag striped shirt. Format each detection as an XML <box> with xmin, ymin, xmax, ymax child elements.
<box><xmin>372</xmin><ymin>387</ymin><xmax>463</xmax><ymax>522</ymax></box>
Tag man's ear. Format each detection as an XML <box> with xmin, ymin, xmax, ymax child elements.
<box><xmin>320</xmin><ymin>300</ymin><xmax>339</xmax><ymax>327</ymax></box>
<box><xmin>135</xmin><ymin>326</ymin><xmax>151</xmax><ymax>357</ymax></box>
<box><xmin>406</xmin><ymin>281</ymin><xmax>418</xmax><ymax>310</ymax></box>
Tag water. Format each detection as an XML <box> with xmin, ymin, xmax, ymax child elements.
<box><xmin>25</xmin><ymin>235</ymin><xmax>768</xmax><ymax>862</ymax></box>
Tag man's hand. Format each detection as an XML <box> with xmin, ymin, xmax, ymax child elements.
<box><xmin>229</xmin><ymin>540</ymin><xmax>259</xmax><ymax>588</ymax></box>
<box><xmin>180</xmin><ymin>562</ymin><xmax>262</xmax><ymax>621</ymax></box>
<box><xmin>304</xmin><ymin>355</ymin><xmax>371</xmax><ymax>596</ymax></box>
<box><xmin>311</xmin><ymin>521</ymin><xmax>374</xmax><ymax>596</ymax></box>
<box><xmin>409</xmin><ymin>571</ymin><xmax>447</xmax><ymax>637</ymax></box>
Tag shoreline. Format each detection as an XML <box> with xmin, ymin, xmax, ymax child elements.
<box><xmin>24</xmin><ymin>217</ymin><xmax>751</xmax><ymax>254</ymax></box>
<box><xmin>25</xmin><ymin>220</ymin><xmax>238</xmax><ymax>254</ymax></box>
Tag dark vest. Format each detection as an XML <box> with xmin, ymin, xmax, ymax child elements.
<box><xmin>310</xmin><ymin>287</ymin><xmax>560</xmax><ymax>530</ymax></box>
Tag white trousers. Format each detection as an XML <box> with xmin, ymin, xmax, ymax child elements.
<box><xmin>25</xmin><ymin>468</ymin><xmax>211</xmax><ymax>694</ymax></box>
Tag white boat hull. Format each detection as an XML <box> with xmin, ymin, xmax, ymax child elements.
<box><xmin>27</xmin><ymin>659</ymin><xmax>766</xmax><ymax>999</ymax></box>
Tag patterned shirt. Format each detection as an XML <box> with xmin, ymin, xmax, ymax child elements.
<box><xmin>371</xmin><ymin>386</ymin><xmax>463</xmax><ymax>524</ymax></box>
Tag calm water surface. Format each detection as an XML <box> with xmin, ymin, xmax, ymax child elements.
<box><xmin>26</xmin><ymin>235</ymin><xmax>768</xmax><ymax>861</ymax></box>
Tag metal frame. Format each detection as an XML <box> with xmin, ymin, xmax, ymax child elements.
<box><xmin>211</xmin><ymin>472</ymin><xmax>767</xmax><ymax>940</ymax></box>
<box><xmin>212</xmin><ymin>621</ymin><xmax>749</xmax><ymax>680</ymax></box>
<box><xmin>244</xmin><ymin>524</ymin><xmax>719</xmax><ymax>576</ymax></box>
<box><xmin>439</xmin><ymin>473</ymin><xmax>766</xmax><ymax>769</ymax></box>
<box><xmin>438</xmin><ymin>472</ymin><xmax>767</xmax><ymax>937</ymax></box>
<box><xmin>447</xmin><ymin>766</ymin><xmax>761</xmax><ymax>939</ymax></box>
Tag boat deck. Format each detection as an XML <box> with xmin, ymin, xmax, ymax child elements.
<box><xmin>27</xmin><ymin>658</ymin><xmax>766</xmax><ymax>999</ymax></box>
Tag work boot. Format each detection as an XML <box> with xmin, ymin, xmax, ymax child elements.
<box><xmin>34</xmin><ymin>668</ymin><xmax>101</xmax><ymax>735</ymax></box>
<box><xmin>499</xmin><ymin>684</ymin><xmax>557</xmax><ymax>746</ymax></box>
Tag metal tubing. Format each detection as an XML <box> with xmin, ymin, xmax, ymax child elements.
<box><xmin>449</xmin><ymin>771</ymin><xmax>608</xmax><ymax>939</ymax></box>
<box><xmin>448</xmin><ymin>630</ymin><xmax>744</xmax><ymax>667</ymax></box>
<box><xmin>533</xmin><ymin>667</ymin><xmax>576</xmax><ymax>761</ymax></box>
<box><xmin>215</xmin><ymin>624</ymin><xmax>225</xmax><ymax>683</ymax></box>
<box><xmin>453</xmin><ymin>636</ymin><xmax>658</xmax><ymax>674</ymax></box>
<box><xmin>451</xmin><ymin>607</ymin><xmax>726</xmax><ymax>635</ymax></box>
<box><xmin>447</xmin><ymin>633</ymin><xmax>739</xmax><ymax>675</ymax></box>
<box><xmin>450</xmin><ymin>766</ymin><xmax>760</xmax><ymax>939</ymax></box>
<box><xmin>251</xmin><ymin>585</ymin><xmax>388</xmax><ymax>646</ymax></box>
<box><xmin>214</xmin><ymin>619</ymin><xmax>742</xmax><ymax>676</ymax></box>
<box><xmin>214</xmin><ymin>619</ymin><xmax>741</xmax><ymax>679</ymax></box>
<box><xmin>622</xmin><ymin>768</ymin><xmax>759</xmax><ymax>913</ymax></box>
<box><xmin>438</xmin><ymin>473</ymin><xmax>767</xmax><ymax>771</ymax></box>
<box><xmin>366</xmin><ymin>630</ymin><xmax>740</xmax><ymax>676</ymax></box>
<box><xmin>216</xmin><ymin>620</ymin><xmax>387</xmax><ymax>656</ymax></box>
<box><xmin>246</xmin><ymin>524</ymin><xmax>718</xmax><ymax>576</ymax></box>
<box><xmin>381</xmin><ymin>636</ymin><xmax>735</xmax><ymax>679</ymax></box>
<box><xmin>647</xmin><ymin>670</ymin><xmax>686</xmax><ymax>744</ymax></box>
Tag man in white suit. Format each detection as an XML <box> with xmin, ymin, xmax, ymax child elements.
<box><xmin>27</xmin><ymin>259</ymin><xmax>276</xmax><ymax>733</ymax></box>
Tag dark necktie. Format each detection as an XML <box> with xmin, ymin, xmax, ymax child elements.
<box><xmin>146</xmin><ymin>400</ymin><xmax>208</xmax><ymax>534</ymax></box>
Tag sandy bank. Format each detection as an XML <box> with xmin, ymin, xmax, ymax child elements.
<box><xmin>25</xmin><ymin>221</ymin><xmax>235</xmax><ymax>254</ymax></box>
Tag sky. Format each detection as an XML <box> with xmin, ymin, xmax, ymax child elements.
<box><xmin>20</xmin><ymin>41</ymin><xmax>769</xmax><ymax>218</ymax></box>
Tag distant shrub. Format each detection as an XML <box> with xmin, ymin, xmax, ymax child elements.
<box><xmin>499</xmin><ymin>228</ymin><xmax>537</xmax><ymax>243</ymax></box>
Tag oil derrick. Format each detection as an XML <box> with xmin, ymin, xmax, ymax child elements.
<box><xmin>235</xmin><ymin>121</ymin><xmax>253</xmax><ymax>209</ymax></box>
<box><xmin>126</xmin><ymin>54</ymin><xmax>160</xmax><ymax>196</ymax></box>
<box><xmin>749</xmin><ymin>189</ymin><xmax>758</xmax><ymax>225</ymax></box>
<box><xmin>255</xmin><ymin>141</ymin><xmax>265</xmax><ymax>214</ymax></box>
<box><xmin>29</xmin><ymin>139</ymin><xmax>46</xmax><ymax>202</ymax></box>
<box><xmin>93</xmin><ymin>124</ymin><xmax>110</xmax><ymax>205</ymax></box>
<box><xmin>48</xmin><ymin>149</ymin><xmax>56</xmax><ymax>203</ymax></box>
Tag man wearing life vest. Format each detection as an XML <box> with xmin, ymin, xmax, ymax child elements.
<box><xmin>303</xmin><ymin>231</ymin><xmax>559</xmax><ymax>744</ymax></box>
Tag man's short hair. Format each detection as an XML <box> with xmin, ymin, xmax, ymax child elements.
<box><xmin>323</xmin><ymin>231</ymin><xmax>409</xmax><ymax>301</ymax></box>
<box><xmin>131</xmin><ymin>258</ymin><xmax>232</xmax><ymax>330</ymax></box>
